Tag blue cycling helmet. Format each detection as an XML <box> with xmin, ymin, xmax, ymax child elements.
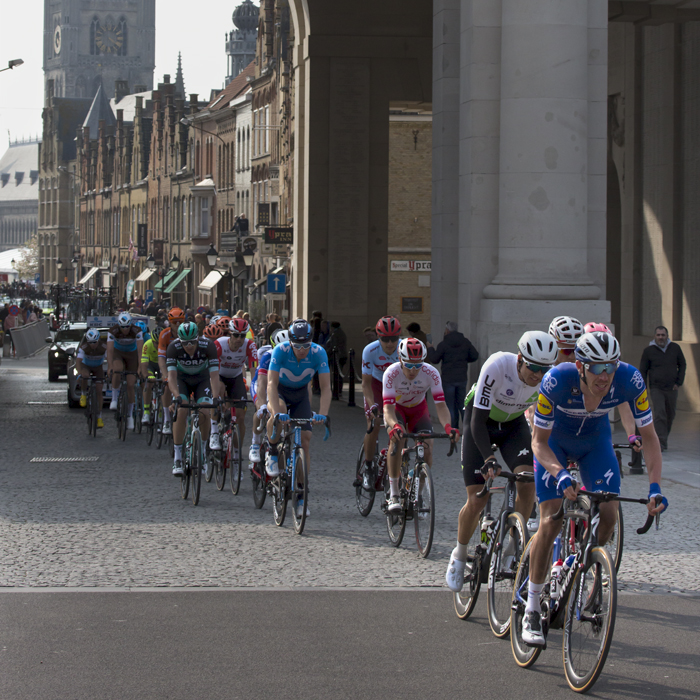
<box><xmin>289</xmin><ymin>318</ymin><xmax>312</xmax><ymax>343</ymax></box>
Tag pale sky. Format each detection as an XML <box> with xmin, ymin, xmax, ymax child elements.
<box><xmin>0</xmin><ymin>0</ymin><xmax>242</xmax><ymax>157</ymax></box>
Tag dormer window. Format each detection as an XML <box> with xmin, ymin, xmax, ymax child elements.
<box><xmin>15</xmin><ymin>172</ymin><xmax>24</xmax><ymax>185</ymax></box>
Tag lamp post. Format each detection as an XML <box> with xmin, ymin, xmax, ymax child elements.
<box><xmin>147</xmin><ymin>253</ymin><xmax>164</xmax><ymax>303</ymax></box>
<box><xmin>0</xmin><ymin>59</ymin><xmax>24</xmax><ymax>73</ymax></box>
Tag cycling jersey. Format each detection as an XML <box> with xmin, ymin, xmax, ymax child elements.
<box><xmin>107</xmin><ymin>326</ymin><xmax>143</xmax><ymax>353</ymax></box>
<box><xmin>158</xmin><ymin>327</ymin><xmax>175</xmax><ymax>359</ymax></box>
<box><xmin>533</xmin><ymin>362</ymin><xmax>653</xmax><ymax>436</ymax></box>
<box><xmin>215</xmin><ymin>336</ymin><xmax>258</xmax><ymax>378</ymax></box>
<box><xmin>268</xmin><ymin>341</ymin><xmax>329</xmax><ymax>389</ymax></box>
<box><xmin>465</xmin><ymin>352</ymin><xmax>540</xmax><ymax>422</ymax></box>
<box><xmin>166</xmin><ymin>337</ymin><xmax>219</xmax><ymax>376</ymax></box>
<box><xmin>382</xmin><ymin>362</ymin><xmax>445</xmax><ymax>408</ymax></box>
<box><xmin>141</xmin><ymin>339</ymin><xmax>159</xmax><ymax>365</ymax></box>
<box><xmin>250</xmin><ymin>344</ymin><xmax>272</xmax><ymax>402</ymax></box>
<box><xmin>362</xmin><ymin>340</ymin><xmax>399</xmax><ymax>382</ymax></box>
<box><xmin>77</xmin><ymin>338</ymin><xmax>107</xmax><ymax>367</ymax></box>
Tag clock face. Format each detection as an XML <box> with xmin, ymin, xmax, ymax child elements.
<box><xmin>53</xmin><ymin>25</ymin><xmax>62</xmax><ymax>55</ymax></box>
<box><xmin>96</xmin><ymin>24</ymin><xmax>124</xmax><ymax>55</ymax></box>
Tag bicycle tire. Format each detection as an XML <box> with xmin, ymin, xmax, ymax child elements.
<box><xmin>214</xmin><ymin>432</ymin><xmax>227</xmax><ymax>491</ymax></box>
<box><xmin>291</xmin><ymin>448</ymin><xmax>309</xmax><ymax>535</ymax></box>
<box><xmin>354</xmin><ymin>443</ymin><xmax>376</xmax><ymax>517</ymax></box>
<box><xmin>453</xmin><ymin>512</ymin><xmax>485</xmax><ymax>620</ymax></box>
<box><xmin>180</xmin><ymin>434</ymin><xmax>191</xmax><ymax>500</ymax></box>
<box><xmin>86</xmin><ymin>385</ymin><xmax>94</xmax><ymax>436</ymax></box>
<box><xmin>487</xmin><ymin>512</ymin><xmax>528</xmax><ymax>638</ymax></box>
<box><xmin>605</xmin><ymin>503</ymin><xmax>624</xmax><ymax>574</ymax></box>
<box><xmin>272</xmin><ymin>448</ymin><xmax>287</xmax><ymax>526</ymax></box>
<box><xmin>118</xmin><ymin>389</ymin><xmax>127</xmax><ymax>442</ymax></box>
<box><xmin>563</xmin><ymin>547</ymin><xmax>617</xmax><ymax>693</ymax></box>
<box><xmin>191</xmin><ymin>431</ymin><xmax>202</xmax><ymax>506</ymax></box>
<box><xmin>155</xmin><ymin>399</ymin><xmax>165</xmax><ymax>449</ymax></box>
<box><xmin>134</xmin><ymin>383</ymin><xmax>143</xmax><ymax>434</ymax></box>
<box><xmin>147</xmin><ymin>395</ymin><xmax>157</xmax><ymax>446</ymax></box>
<box><xmin>91</xmin><ymin>384</ymin><xmax>99</xmax><ymax>438</ymax></box>
<box><xmin>510</xmin><ymin>539</ymin><xmax>543</xmax><ymax>668</ymax></box>
<box><xmin>414</xmin><ymin>463</ymin><xmax>435</xmax><ymax>558</ymax></box>
<box><xmin>384</xmin><ymin>473</ymin><xmax>406</xmax><ymax>547</ymax></box>
<box><xmin>229</xmin><ymin>422</ymin><xmax>242</xmax><ymax>495</ymax></box>
<box><xmin>252</xmin><ymin>441</ymin><xmax>267</xmax><ymax>508</ymax></box>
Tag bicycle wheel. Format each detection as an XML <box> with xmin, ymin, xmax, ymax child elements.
<box><xmin>91</xmin><ymin>385</ymin><xmax>99</xmax><ymax>438</ymax></box>
<box><xmin>180</xmin><ymin>435</ymin><xmax>191</xmax><ymax>500</ymax></box>
<box><xmin>510</xmin><ymin>539</ymin><xmax>543</xmax><ymax>668</ymax></box>
<box><xmin>604</xmin><ymin>503</ymin><xmax>624</xmax><ymax>573</ymax></box>
<box><xmin>291</xmin><ymin>448</ymin><xmax>309</xmax><ymax>535</ymax></box>
<box><xmin>563</xmin><ymin>547</ymin><xmax>617</xmax><ymax>693</ymax></box>
<box><xmin>214</xmin><ymin>431</ymin><xmax>227</xmax><ymax>491</ymax></box>
<box><xmin>272</xmin><ymin>448</ymin><xmax>287</xmax><ymax>526</ymax></box>
<box><xmin>453</xmin><ymin>513</ymin><xmax>484</xmax><ymax>620</ymax></box>
<box><xmin>414</xmin><ymin>463</ymin><xmax>435</xmax><ymax>558</ymax></box>
<box><xmin>155</xmin><ymin>399</ymin><xmax>165</xmax><ymax>449</ymax></box>
<box><xmin>355</xmin><ymin>443</ymin><xmax>376</xmax><ymax>517</ymax></box>
<box><xmin>229</xmin><ymin>422</ymin><xmax>242</xmax><ymax>495</ymax></box>
<box><xmin>134</xmin><ymin>383</ymin><xmax>144</xmax><ymax>434</ymax></box>
<box><xmin>147</xmin><ymin>395</ymin><xmax>157</xmax><ymax>446</ymax></box>
<box><xmin>203</xmin><ymin>441</ymin><xmax>214</xmax><ymax>483</ymax></box>
<box><xmin>86</xmin><ymin>386</ymin><xmax>94</xmax><ymax>436</ymax></box>
<box><xmin>191</xmin><ymin>431</ymin><xmax>202</xmax><ymax>506</ymax></box>
<box><xmin>487</xmin><ymin>512</ymin><xmax>528</xmax><ymax>638</ymax></box>
<box><xmin>384</xmin><ymin>474</ymin><xmax>406</xmax><ymax>547</ymax></box>
<box><xmin>252</xmin><ymin>441</ymin><xmax>267</xmax><ymax>508</ymax></box>
<box><xmin>118</xmin><ymin>390</ymin><xmax>127</xmax><ymax>442</ymax></box>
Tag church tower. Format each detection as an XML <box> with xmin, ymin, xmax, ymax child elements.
<box><xmin>225</xmin><ymin>0</ymin><xmax>258</xmax><ymax>85</ymax></box>
<box><xmin>43</xmin><ymin>0</ymin><xmax>155</xmax><ymax>102</ymax></box>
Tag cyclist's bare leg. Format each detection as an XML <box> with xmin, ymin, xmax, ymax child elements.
<box><xmin>513</xmin><ymin>463</ymin><xmax>536</xmax><ymax>521</ymax></box>
<box><xmin>457</xmin><ymin>484</ymin><xmax>490</xmax><ymax>545</ymax></box>
<box><xmin>200</xmin><ymin>407</ymin><xmax>211</xmax><ymax>441</ymax></box>
<box><xmin>528</xmin><ymin>499</ymin><xmax>562</xmax><ymax>584</ymax></box>
<box><xmin>80</xmin><ymin>367</ymin><xmax>91</xmax><ymax>393</ymax></box>
<box><xmin>598</xmin><ymin>500</ymin><xmax>619</xmax><ymax>545</ymax></box>
<box><xmin>112</xmin><ymin>357</ymin><xmax>124</xmax><ymax>391</ymax></box>
<box><xmin>363</xmin><ymin>417</ymin><xmax>381</xmax><ymax>462</ymax></box>
<box><xmin>266</xmin><ymin>399</ymin><xmax>288</xmax><ymax>444</ymax></box>
<box><xmin>126</xmin><ymin>372</ymin><xmax>136</xmax><ymax>404</ymax></box>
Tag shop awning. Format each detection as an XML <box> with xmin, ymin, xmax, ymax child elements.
<box><xmin>198</xmin><ymin>269</ymin><xmax>223</xmax><ymax>292</ymax></box>
<box><xmin>154</xmin><ymin>270</ymin><xmax>177</xmax><ymax>291</ymax></box>
<box><xmin>164</xmin><ymin>268</ymin><xmax>191</xmax><ymax>294</ymax></box>
<box><xmin>135</xmin><ymin>268</ymin><xmax>155</xmax><ymax>282</ymax></box>
<box><xmin>252</xmin><ymin>276</ymin><xmax>267</xmax><ymax>289</ymax></box>
<box><xmin>78</xmin><ymin>267</ymin><xmax>99</xmax><ymax>284</ymax></box>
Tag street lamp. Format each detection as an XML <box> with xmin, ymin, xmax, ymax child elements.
<box><xmin>146</xmin><ymin>253</ymin><xmax>155</xmax><ymax>270</ymax></box>
<box><xmin>0</xmin><ymin>59</ymin><xmax>24</xmax><ymax>73</ymax></box>
<box><xmin>56</xmin><ymin>259</ymin><xmax>63</xmax><ymax>270</ymax></box>
<box><xmin>206</xmin><ymin>244</ymin><xmax>218</xmax><ymax>268</ymax></box>
<box><xmin>170</xmin><ymin>253</ymin><xmax>180</xmax><ymax>271</ymax></box>
<box><xmin>242</xmin><ymin>246</ymin><xmax>255</xmax><ymax>267</ymax></box>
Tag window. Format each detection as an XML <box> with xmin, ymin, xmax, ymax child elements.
<box><xmin>200</xmin><ymin>198</ymin><xmax>209</xmax><ymax>237</ymax></box>
<box><xmin>90</xmin><ymin>17</ymin><xmax>99</xmax><ymax>56</ymax></box>
<box><xmin>118</xmin><ymin>17</ymin><xmax>128</xmax><ymax>56</ymax></box>
<box><xmin>264</xmin><ymin>106</ymin><xmax>269</xmax><ymax>153</ymax></box>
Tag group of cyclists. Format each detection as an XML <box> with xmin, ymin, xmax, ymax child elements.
<box><xmin>72</xmin><ymin>307</ymin><xmax>668</xmax><ymax>648</ymax></box>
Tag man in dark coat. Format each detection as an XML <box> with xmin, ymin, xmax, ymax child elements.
<box><xmin>639</xmin><ymin>325</ymin><xmax>686</xmax><ymax>451</ymax></box>
<box><xmin>427</xmin><ymin>321</ymin><xmax>479</xmax><ymax>428</ymax></box>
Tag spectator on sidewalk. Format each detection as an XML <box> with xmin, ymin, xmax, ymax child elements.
<box><xmin>639</xmin><ymin>326</ymin><xmax>686</xmax><ymax>452</ymax></box>
<box><xmin>427</xmin><ymin>321</ymin><xmax>479</xmax><ymax>428</ymax></box>
<box><xmin>363</xmin><ymin>326</ymin><xmax>377</xmax><ymax>344</ymax></box>
<box><xmin>406</xmin><ymin>322</ymin><xmax>428</xmax><ymax>345</ymax></box>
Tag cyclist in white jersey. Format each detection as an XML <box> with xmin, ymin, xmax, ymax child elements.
<box><xmin>446</xmin><ymin>331</ymin><xmax>557</xmax><ymax>592</ymax></box>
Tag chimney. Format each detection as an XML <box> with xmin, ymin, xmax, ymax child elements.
<box><xmin>163</xmin><ymin>74</ymin><xmax>171</xmax><ymax>83</ymax></box>
<box><xmin>189</xmin><ymin>94</ymin><xmax>199</xmax><ymax>114</ymax></box>
<box><xmin>114</xmin><ymin>80</ymin><xmax>129</xmax><ymax>103</ymax></box>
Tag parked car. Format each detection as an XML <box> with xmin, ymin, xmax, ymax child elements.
<box><xmin>65</xmin><ymin>330</ymin><xmax>112</xmax><ymax>409</ymax></box>
<box><xmin>46</xmin><ymin>323</ymin><xmax>88</xmax><ymax>381</ymax></box>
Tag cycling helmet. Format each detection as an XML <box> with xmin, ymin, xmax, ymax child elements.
<box><xmin>575</xmin><ymin>332</ymin><xmax>621</xmax><ymax>364</ymax></box>
<box><xmin>271</xmin><ymin>329</ymin><xmax>290</xmax><ymax>346</ymax></box>
<box><xmin>584</xmin><ymin>321</ymin><xmax>611</xmax><ymax>334</ymax></box>
<box><xmin>548</xmin><ymin>316</ymin><xmax>584</xmax><ymax>345</ymax></box>
<box><xmin>85</xmin><ymin>328</ymin><xmax>101</xmax><ymax>343</ymax></box>
<box><xmin>210</xmin><ymin>315</ymin><xmax>222</xmax><ymax>326</ymax></box>
<box><xmin>150</xmin><ymin>326</ymin><xmax>164</xmax><ymax>345</ymax></box>
<box><xmin>117</xmin><ymin>312</ymin><xmax>132</xmax><ymax>328</ymax></box>
<box><xmin>177</xmin><ymin>322</ymin><xmax>199</xmax><ymax>342</ymax></box>
<box><xmin>376</xmin><ymin>316</ymin><xmax>401</xmax><ymax>338</ymax></box>
<box><xmin>398</xmin><ymin>337</ymin><xmax>427</xmax><ymax>363</ymax></box>
<box><xmin>168</xmin><ymin>307</ymin><xmax>185</xmax><ymax>323</ymax></box>
<box><xmin>216</xmin><ymin>315</ymin><xmax>232</xmax><ymax>330</ymax></box>
<box><xmin>135</xmin><ymin>320</ymin><xmax>148</xmax><ymax>334</ymax></box>
<box><xmin>289</xmin><ymin>318</ymin><xmax>313</xmax><ymax>343</ymax></box>
<box><xmin>228</xmin><ymin>318</ymin><xmax>249</xmax><ymax>335</ymax></box>
<box><xmin>517</xmin><ymin>331</ymin><xmax>558</xmax><ymax>365</ymax></box>
<box><xmin>203</xmin><ymin>324</ymin><xmax>224</xmax><ymax>340</ymax></box>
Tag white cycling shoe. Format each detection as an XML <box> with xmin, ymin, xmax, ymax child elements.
<box><xmin>521</xmin><ymin>610</ymin><xmax>546</xmax><ymax>647</ymax></box>
<box><xmin>265</xmin><ymin>455</ymin><xmax>280</xmax><ymax>477</ymax></box>
<box><xmin>109</xmin><ymin>398</ymin><xmax>118</xmax><ymax>410</ymax></box>
<box><xmin>249</xmin><ymin>444</ymin><xmax>261</xmax><ymax>463</ymax></box>
<box><xmin>209</xmin><ymin>433</ymin><xmax>222</xmax><ymax>450</ymax></box>
<box><xmin>162</xmin><ymin>422</ymin><xmax>172</xmax><ymax>435</ymax></box>
<box><xmin>126</xmin><ymin>416</ymin><xmax>135</xmax><ymax>430</ymax></box>
<box><xmin>445</xmin><ymin>547</ymin><xmax>467</xmax><ymax>592</ymax></box>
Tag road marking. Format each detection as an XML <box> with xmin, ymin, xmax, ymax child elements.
<box><xmin>27</xmin><ymin>401</ymin><xmax>67</xmax><ymax>405</ymax></box>
<box><xmin>30</xmin><ymin>457</ymin><xmax>100</xmax><ymax>463</ymax></box>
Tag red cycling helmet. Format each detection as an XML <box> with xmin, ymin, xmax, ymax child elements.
<box><xmin>584</xmin><ymin>321</ymin><xmax>611</xmax><ymax>334</ymax></box>
<box><xmin>168</xmin><ymin>307</ymin><xmax>185</xmax><ymax>323</ymax></box>
<box><xmin>398</xmin><ymin>337</ymin><xmax>427</xmax><ymax>363</ymax></box>
<box><xmin>216</xmin><ymin>316</ymin><xmax>232</xmax><ymax>332</ymax></box>
<box><xmin>229</xmin><ymin>318</ymin><xmax>250</xmax><ymax>335</ymax></box>
<box><xmin>376</xmin><ymin>316</ymin><xmax>401</xmax><ymax>338</ymax></box>
<box><xmin>203</xmin><ymin>324</ymin><xmax>224</xmax><ymax>340</ymax></box>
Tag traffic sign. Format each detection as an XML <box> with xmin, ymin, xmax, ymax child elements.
<box><xmin>35</xmin><ymin>273</ymin><xmax>41</xmax><ymax>285</ymax></box>
<box><xmin>267</xmin><ymin>273</ymin><xmax>287</xmax><ymax>294</ymax></box>
<box><xmin>8</xmin><ymin>304</ymin><xmax>20</xmax><ymax>316</ymax></box>
<box><xmin>145</xmin><ymin>290</ymin><xmax>154</xmax><ymax>304</ymax></box>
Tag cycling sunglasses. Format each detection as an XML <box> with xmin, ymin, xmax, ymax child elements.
<box><xmin>524</xmin><ymin>362</ymin><xmax>553</xmax><ymax>374</ymax></box>
<box><xmin>380</xmin><ymin>336</ymin><xmax>399</xmax><ymax>343</ymax></box>
<box><xmin>584</xmin><ymin>361</ymin><xmax>619</xmax><ymax>375</ymax></box>
<box><xmin>403</xmin><ymin>361</ymin><xmax>423</xmax><ymax>370</ymax></box>
<box><xmin>559</xmin><ymin>348</ymin><xmax>575</xmax><ymax>355</ymax></box>
<box><xmin>182</xmin><ymin>340</ymin><xmax>198</xmax><ymax>347</ymax></box>
<box><xmin>291</xmin><ymin>341</ymin><xmax>312</xmax><ymax>350</ymax></box>
<box><xmin>229</xmin><ymin>332</ymin><xmax>246</xmax><ymax>338</ymax></box>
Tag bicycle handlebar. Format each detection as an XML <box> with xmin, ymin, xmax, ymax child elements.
<box><xmin>389</xmin><ymin>432</ymin><xmax>457</xmax><ymax>457</ymax></box>
<box><xmin>475</xmin><ymin>470</ymin><xmax>535</xmax><ymax>498</ymax></box>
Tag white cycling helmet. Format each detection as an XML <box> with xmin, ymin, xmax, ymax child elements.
<box><xmin>548</xmin><ymin>316</ymin><xmax>584</xmax><ymax>345</ymax></box>
<box><xmin>271</xmin><ymin>329</ymin><xmax>290</xmax><ymax>346</ymax></box>
<box><xmin>85</xmin><ymin>328</ymin><xmax>101</xmax><ymax>343</ymax></box>
<box><xmin>575</xmin><ymin>332</ymin><xmax>621</xmax><ymax>364</ymax></box>
<box><xmin>398</xmin><ymin>337</ymin><xmax>427</xmax><ymax>363</ymax></box>
<box><xmin>117</xmin><ymin>312</ymin><xmax>132</xmax><ymax>328</ymax></box>
<box><xmin>517</xmin><ymin>331</ymin><xmax>558</xmax><ymax>366</ymax></box>
<box><xmin>210</xmin><ymin>315</ymin><xmax>222</xmax><ymax>326</ymax></box>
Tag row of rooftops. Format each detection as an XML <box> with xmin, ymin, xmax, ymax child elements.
<box><xmin>0</xmin><ymin>140</ymin><xmax>41</xmax><ymax>203</ymax></box>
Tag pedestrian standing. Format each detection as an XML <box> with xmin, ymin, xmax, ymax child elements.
<box><xmin>325</xmin><ymin>321</ymin><xmax>348</xmax><ymax>393</ymax></box>
<box><xmin>427</xmin><ymin>321</ymin><xmax>479</xmax><ymax>428</ymax></box>
<box><xmin>406</xmin><ymin>322</ymin><xmax>428</xmax><ymax>345</ymax></box>
<box><xmin>639</xmin><ymin>326</ymin><xmax>686</xmax><ymax>451</ymax></box>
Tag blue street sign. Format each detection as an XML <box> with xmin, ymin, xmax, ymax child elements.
<box><xmin>267</xmin><ymin>273</ymin><xmax>287</xmax><ymax>294</ymax></box>
<box><xmin>34</xmin><ymin>273</ymin><xmax>41</xmax><ymax>285</ymax></box>
<box><xmin>145</xmin><ymin>290</ymin><xmax>154</xmax><ymax>304</ymax></box>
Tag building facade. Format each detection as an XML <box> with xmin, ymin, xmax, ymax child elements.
<box><xmin>226</xmin><ymin>0</ymin><xmax>259</xmax><ymax>85</ymax></box>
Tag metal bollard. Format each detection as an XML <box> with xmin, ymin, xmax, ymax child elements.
<box><xmin>347</xmin><ymin>349</ymin><xmax>356</xmax><ymax>407</ymax></box>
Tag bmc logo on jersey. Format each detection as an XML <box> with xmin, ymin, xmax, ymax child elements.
<box><xmin>636</xmin><ymin>389</ymin><xmax>649</xmax><ymax>412</ymax></box>
<box><xmin>537</xmin><ymin>394</ymin><xmax>553</xmax><ymax>415</ymax></box>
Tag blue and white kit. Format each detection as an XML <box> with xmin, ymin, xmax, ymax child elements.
<box><xmin>250</xmin><ymin>343</ymin><xmax>272</xmax><ymax>402</ymax></box>
<box><xmin>268</xmin><ymin>341</ymin><xmax>329</xmax><ymax>389</ymax></box>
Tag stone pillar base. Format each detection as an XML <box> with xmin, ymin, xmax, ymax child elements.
<box><xmin>477</xmin><ymin>299</ymin><xmax>611</xmax><ymax>359</ymax></box>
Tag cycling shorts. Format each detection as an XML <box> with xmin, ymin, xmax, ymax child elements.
<box><xmin>277</xmin><ymin>383</ymin><xmax>312</xmax><ymax>432</ymax></box>
<box><xmin>394</xmin><ymin>399</ymin><xmax>432</xmax><ymax>434</ymax></box>
<box><xmin>461</xmin><ymin>404</ymin><xmax>533</xmax><ymax>488</ymax></box>
<box><xmin>146</xmin><ymin>361</ymin><xmax>161</xmax><ymax>379</ymax></box>
<box><xmin>535</xmin><ymin>429</ymin><xmax>620</xmax><ymax>503</ymax></box>
<box><xmin>80</xmin><ymin>365</ymin><xmax>105</xmax><ymax>380</ymax></box>
<box><xmin>112</xmin><ymin>348</ymin><xmax>139</xmax><ymax>373</ymax></box>
<box><xmin>176</xmin><ymin>373</ymin><xmax>214</xmax><ymax>405</ymax></box>
<box><xmin>364</xmin><ymin>377</ymin><xmax>383</xmax><ymax>413</ymax></box>
<box><xmin>220</xmin><ymin>374</ymin><xmax>248</xmax><ymax>408</ymax></box>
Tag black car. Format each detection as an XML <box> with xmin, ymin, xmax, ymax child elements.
<box><xmin>47</xmin><ymin>324</ymin><xmax>87</xmax><ymax>381</ymax></box>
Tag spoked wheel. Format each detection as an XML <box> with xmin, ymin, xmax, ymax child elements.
<box><xmin>229</xmin><ymin>422</ymin><xmax>242</xmax><ymax>496</ymax></box>
<box><xmin>190</xmin><ymin>432</ymin><xmax>202</xmax><ymax>506</ymax></box>
<box><xmin>510</xmin><ymin>539</ymin><xmax>543</xmax><ymax>668</ymax></box>
<box><xmin>214</xmin><ymin>432</ymin><xmax>227</xmax><ymax>491</ymax></box>
<box><xmin>413</xmin><ymin>463</ymin><xmax>435</xmax><ymax>558</ymax></box>
<box><xmin>155</xmin><ymin>399</ymin><xmax>165</xmax><ymax>449</ymax></box>
<box><xmin>134</xmin><ymin>384</ymin><xmax>144</xmax><ymax>434</ymax></box>
<box><xmin>487</xmin><ymin>512</ymin><xmax>528</xmax><ymax>638</ymax></box>
<box><xmin>454</xmin><ymin>513</ymin><xmax>484</xmax><ymax>620</ymax></box>
<box><xmin>118</xmin><ymin>391</ymin><xmax>127</xmax><ymax>442</ymax></box>
<box><xmin>251</xmin><ymin>442</ymin><xmax>267</xmax><ymax>509</ymax></box>
<box><xmin>146</xmin><ymin>397</ymin><xmax>156</xmax><ymax>446</ymax></box>
<box><xmin>563</xmin><ymin>547</ymin><xmax>617</xmax><ymax>693</ymax></box>
<box><xmin>180</xmin><ymin>455</ymin><xmax>190</xmax><ymax>500</ymax></box>
<box><xmin>354</xmin><ymin>443</ymin><xmax>376</xmax><ymax>517</ymax></box>
<box><xmin>384</xmin><ymin>476</ymin><xmax>406</xmax><ymax>547</ymax></box>
<box><xmin>604</xmin><ymin>503</ymin><xmax>624</xmax><ymax>573</ymax></box>
<box><xmin>203</xmin><ymin>441</ymin><xmax>214</xmax><ymax>483</ymax></box>
<box><xmin>291</xmin><ymin>448</ymin><xmax>309</xmax><ymax>535</ymax></box>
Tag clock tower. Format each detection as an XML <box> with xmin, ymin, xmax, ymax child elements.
<box><xmin>43</xmin><ymin>0</ymin><xmax>155</xmax><ymax>101</ymax></box>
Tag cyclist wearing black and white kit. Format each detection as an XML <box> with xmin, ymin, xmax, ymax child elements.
<box><xmin>446</xmin><ymin>331</ymin><xmax>558</xmax><ymax>592</ymax></box>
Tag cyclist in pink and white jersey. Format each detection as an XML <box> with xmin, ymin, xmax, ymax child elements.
<box><xmin>382</xmin><ymin>338</ymin><xmax>459</xmax><ymax>512</ymax></box>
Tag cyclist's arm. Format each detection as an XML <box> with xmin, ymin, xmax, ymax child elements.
<box><xmin>106</xmin><ymin>339</ymin><xmax>114</xmax><ymax>371</ymax></box>
<box><xmin>318</xmin><ymin>371</ymin><xmax>331</xmax><ymax>417</ymax></box>
<box><xmin>638</xmin><ymin>422</ymin><xmax>662</xmax><ymax>485</ymax></box>
<box><xmin>618</xmin><ymin>401</ymin><xmax>637</xmax><ymax>441</ymax></box>
<box><xmin>167</xmin><ymin>368</ymin><xmax>179</xmax><ymax>399</ymax></box>
<box><xmin>470</xmin><ymin>407</ymin><xmax>496</xmax><ymax>461</ymax></box>
<box><xmin>361</xmin><ymin>373</ymin><xmax>375</xmax><ymax>407</ymax></box>
<box><xmin>435</xmin><ymin>400</ymin><xmax>452</xmax><ymax>431</ymax></box>
<box><xmin>531</xmin><ymin>424</ymin><xmax>566</xmax><ymax>478</ymax></box>
<box><xmin>383</xmin><ymin>402</ymin><xmax>399</xmax><ymax>431</ymax></box>
<box><xmin>139</xmin><ymin>347</ymin><xmax>150</xmax><ymax>379</ymax></box>
<box><xmin>256</xmin><ymin>372</ymin><xmax>268</xmax><ymax>410</ymax></box>
<box><xmin>267</xmin><ymin>369</ymin><xmax>283</xmax><ymax>415</ymax></box>
<box><xmin>76</xmin><ymin>354</ymin><xmax>84</xmax><ymax>374</ymax></box>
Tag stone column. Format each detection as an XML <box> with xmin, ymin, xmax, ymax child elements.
<box><xmin>479</xmin><ymin>0</ymin><xmax>610</xmax><ymax>353</ymax></box>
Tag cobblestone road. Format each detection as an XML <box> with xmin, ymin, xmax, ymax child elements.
<box><xmin>1</xmin><ymin>358</ymin><xmax>697</xmax><ymax>594</ymax></box>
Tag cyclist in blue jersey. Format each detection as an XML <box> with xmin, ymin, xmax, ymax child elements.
<box><xmin>265</xmin><ymin>319</ymin><xmax>331</xmax><ymax>512</ymax></box>
<box><xmin>107</xmin><ymin>312</ymin><xmax>144</xmax><ymax>429</ymax></box>
<box><xmin>521</xmin><ymin>331</ymin><xmax>668</xmax><ymax>646</ymax></box>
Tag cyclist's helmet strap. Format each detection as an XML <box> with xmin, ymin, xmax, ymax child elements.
<box><xmin>178</xmin><ymin>321</ymin><xmax>199</xmax><ymax>342</ymax></box>
<box><xmin>289</xmin><ymin>318</ymin><xmax>313</xmax><ymax>343</ymax></box>
<box><xmin>376</xmin><ymin>316</ymin><xmax>401</xmax><ymax>338</ymax></box>
<box><xmin>398</xmin><ymin>337</ymin><xmax>427</xmax><ymax>362</ymax></box>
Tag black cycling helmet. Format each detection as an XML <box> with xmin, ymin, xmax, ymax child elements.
<box><xmin>289</xmin><ymin>318</ymin><xmax>313</xmax><ymax>343</ymax></box>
